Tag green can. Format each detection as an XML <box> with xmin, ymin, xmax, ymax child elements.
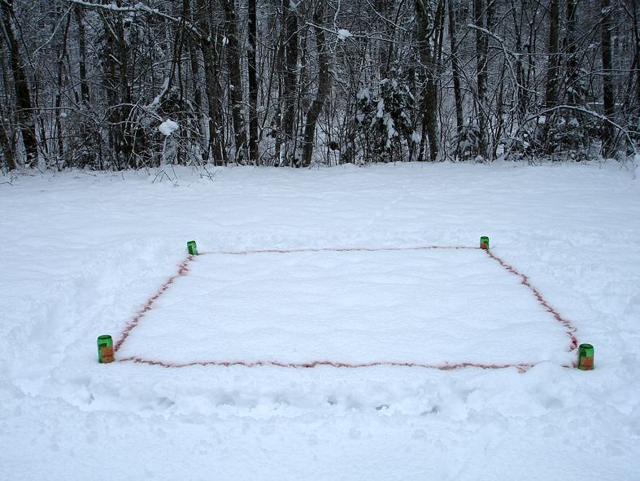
<box><xmin>480</xmin><ymin>236</ymin><xmax>490</xmax><ymax>250</ymax></box>
<box><xmin>578</xmin><ymin>343</ymin><xmax>594</xmax><ymax>370</ymax></box>
<box><xmin>187</xmin><ymin>240</ymin><xmax>198</xmax><ymax>255</ymax></box>
<box><xmin>97</xmin><ymin>335</ymin><xmax>114</xmax><ymax>363</ymax></box>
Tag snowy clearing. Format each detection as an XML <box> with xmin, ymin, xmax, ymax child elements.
<box><xmin>117</xmin><ymin>248</ymin><xmax>572</xmax><ymax>367</ymax></box>
<box><xmin>1</xmin><ymin>162</ymin><xmax>639</xmax><ymax>480</ymax></box>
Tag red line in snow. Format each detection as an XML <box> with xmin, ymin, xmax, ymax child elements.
<box><xmin>117</xmin><ymin>356</ymin><xmax>535</xmax><ymax>373</ymax></box>
<box><xmin>207</xmin><ymin>245</ymin><xmax>479</xmax><ymax>255</ymax></box>
<box><xmin>484</xmin><ymin>249</ymin><xmax>579</xmax><ymax>354</ymax></box>
<box><xmin>113</xmin><ymin>246</ymin><xmax>466</xmax><ymax>354</ymax></box>
<box><xmin>113</xmin><ymin>255</ymin><xmax>195</xmax><ymax>353</ymax></box>
<box><xmin>112</xmin><ymin>244</ymin><xmax>579</xmax><ymax>371</ymax></box>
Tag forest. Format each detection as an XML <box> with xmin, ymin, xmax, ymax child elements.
<box><xmin>0</xmin><ymin>0</ymin><xmax>638</xmax><ymax>171</ymax></box>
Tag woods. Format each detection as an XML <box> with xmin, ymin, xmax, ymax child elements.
<box><xmin>0</xmin><ymin>0</ymin><xmax>638</xmax><ymax>171</ymax></box>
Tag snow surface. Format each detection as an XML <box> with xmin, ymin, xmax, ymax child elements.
<box><xmin>1</xmin><ymin>162</ymin><xmax>639</xmax><ymax>480</ymax></box>
<box><xmin>118</xmin><ymin>249</ymin><xmax>570</xmax><ymax>366</ymax></box>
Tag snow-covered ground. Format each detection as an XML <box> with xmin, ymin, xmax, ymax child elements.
<box><xmin>117</xmin><ymin>248</ymin><xmax>572</xmax><ymax>367</ymax></box>
<box><xmin>1</xmin><ymin>162</ymin><xmax>639</xmax><ymax>480</ymax></box>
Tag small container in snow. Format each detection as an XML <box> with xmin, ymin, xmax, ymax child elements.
<box><xmin>187</xmin><ymin>240</ymin><xmax>198</xmax><ymax>256</ymax></box>
<box><xmin>97</xmin><ymin>335</ymin><xmax>114</xmax><ymax>363</ymax></box>
<box><xmin>480</xmin><ymin>236</ymin><xmax>490</xmax><ymax>250</ymax></box>
<box><xmin>578</xmin><ymin>343</ymin><xmax>594</xmax><ymax>370</ymax></box>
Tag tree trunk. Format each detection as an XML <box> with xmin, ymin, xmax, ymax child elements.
<box><xmin>197</xmin><ymin>0</ymin><xmax>226</xmax><ymax>164</ymax></box>
<box><xmin>630</xmin><ymin>0</ymin><xmax>640</xmax><ymax>125</ymax></box>
<box><xmin>183</xmin><ymin>0</ymin><xmax>206</xmax><ymax>161</ymax></box>
<box><xmin>301</xmin><ymin>2</ymin><xmax>330</xmax><ymax>167</ymax></box>
<box><xmin>510</xmin><ymin>3</ymin><xmax>527</xmax><ymax>120</ymax></box>
<box><xmin>0</xmin><ymin>60</ymin><xmax>16</xmax><ymax>172</ymax></box>
<box><xmin>99</xmin><ymin>4</ymin><xmax>134</xmax><ymax>169</ymax></box>
<box><xmin>376</xmin><ymin>0</ymin><xmax>393</xmax><ymax>79</ymax></box>
<box><xmin>0</xmin><ymin>17</ymin><xmax>17</xmax><ymax>171</ymax></box>
<box><xmin>54</xmin><ymin>14</ymin><xmax>72</xmax><ymax>168</ymax></box>
<box><xmin>74</xmin><ymin>6</ymin><xmax>90</xmax><ymax>106</ymax></box>
<box><xmin>601</xmin><ymin>0</ymin><xmax>616</xmax><ymax>157</ymax></box>
<box><xmin>1</xmin><ymin>0</ymin><xmax>38</xmax><ymax>167</ymax></box>
<box><xmin>447</xmin><ymin>0</ymin><xmax>463</xmax><ymax>151</ymax></box>
<box><xmin>115</xmin><ymin>10</ymin><xmax>133</xmax><ymax>166</ymax></box>
<box><xmin>220</xmin><ymin>0</ymin><xmax>248</xmax><ymax>163</ymax></box>
<box><xmin>0</xmin><ymin>121</ymin><xmax>16</xmax><ymax>172</ymax></box>
<box><xmin>564</xmin><ymin>0</ymin><xmax>579</xmax><ymax>106</ymax></box>
<box><xmin>416</xmin><ymin>0</ymin><xmax>439</xmax><ymax>161</ymax></box>
<box><xmin>636</xmin><ymin>5</ymin><xmax>640</xmax><ymax>115</ymax></box>
<box><xmin>543</xmin><ymin>0</ymin><xmax>560</xmax><ymax>152</ymax></box>
<box><xmin>473</xmin><ymin>0</ymin><xmax>487</xmax><ymax>159</ymax></box>
<box><xmin>281</xmin><ymin>0</ymin><xmax>298</xmax><ymax>166</ymax></box>
<box><xmin>247</xmin><ymin>0</ymin><xmax>259</xmax><ymax>164</ymax></box>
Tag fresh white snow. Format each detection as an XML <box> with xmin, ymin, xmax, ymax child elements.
<box><xmin>158</xmin><ymin>119</ymin><xmax>179</xmax><ymax>136</ymax></box>
<box><xmin>337</xmin><ymin>28</ymin><xmax>352</xmax><ymax>41</ymax></box>
<box><xmin>118</xmin><ymin>248</ymin><xmax>571</xmax><ymax>366</ymax></box>
<box><xmin>1</xmin><ymin>162</ymin><xmax>639</xmax><ymax>480</ymax></box>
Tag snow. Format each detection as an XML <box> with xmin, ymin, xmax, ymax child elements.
<box><xmin>337</xmin><ymin>29</ymin><xmax>352</xmax><ymax>41</ymax></box>
<box><xmin>118</xmin><ymin>249</ymin><xmax>570</xmax><ymax>366</ymax></box>
<box><xmin>146</xmin><ymin>78</ymin><xmax>170</xmax><ymax>113</ymax></box>
<box><xmin>158</xmin><ymin>119</ymin><xmax>178</xmax><ymax>136</ymax></box>
<box><xmin>357</xmin><ymin>88</ymin><xmax>370</xmax><ymax>101</ymax></box>
<box><xmin>376</xmin><ymin>99</ymin><xmax>385</xmax><ymax>118</ymax></box>
<box><xmin>1</xmin><ymin>162</ymin><xmax>639</xmax><ymax>480</ymax></box>
<box><xmin>356</xmin><ymin>88</ymin><xmax>371</xmax><ymax>101</ymax></box>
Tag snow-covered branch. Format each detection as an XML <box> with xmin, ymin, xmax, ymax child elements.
<box><xmin>517</xmin><ymin>105</ymin><xmax>637</xmax><ymax>155</ymax></box>
<box><xmin>65</xmin><ymin>0</ymin><xmax>203</xmax><ymax>39</ymax></box>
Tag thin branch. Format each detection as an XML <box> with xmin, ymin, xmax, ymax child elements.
<box><xmin>515</xmin><ymin>105</ymin><xmax>637</xmax><ymax>155</ymax></box>
<box><xmin>32</xmin><ymin>6</ymin><xmax>73</xmax><ymax>57</ymax></box>
<box><xmin>65</xmin><ymin>0</ymin><xmax>204</xmax><ymax>39</ymax></box>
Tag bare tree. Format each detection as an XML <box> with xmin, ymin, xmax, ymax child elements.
<box><xmin>197</xmin><ymin>0</ymin><xmax>227</xmax><ymax>164</ymax></box>
<box><xmin>301</xmin><ymin>1</ymin><xmax>331</xmax><ymax>167</ymax></box>
<box><xmin>416</xmin><ymin>0</ymin><xmax>441</xmax><ymax>161</ymax></box>
<box><xmin>601</xmin><ymin>0</ymin><xmax>616</xmax><ymax>157</ymax></box>
<box><xmin>447</xmin><ymin>0</ymin><xmax>463</xmax><ymax>152</ymax></box>
<box><xmin>247</xmin><ymin>0</ymin><xmax>259</xmax><ymax>164</ymax></box>
<box><xmin>220</xmin><ymin>0</ymin><xmax>248</xmax><ymax>163</ymax></box>
<box><xmin>0</xmin><ymin>0</ymin><xmax>636</xmax><ymax>170</ymax></box>
<box><xmin>1</xmin><ymin>0</ymin><xmax>38</xmax><ymax>168</ymax></box>
<box><xmin>280</xmin><ymin>0</ymin><xmax>299</xmax><ymax>166</ymax></box>
<box><xmin>542</xmin><ymin>0</ymin><xmax>560</xmax><ymax>152</ymax></box>
<box><xmin>473</xmin><ymin>0</ymin><xmax>488</xmax><ymax>159</ymax></box>
<box><xmin>74</xmin><ymin>6</ymin><xmax>90</xmax><ymax>106</ymax></box>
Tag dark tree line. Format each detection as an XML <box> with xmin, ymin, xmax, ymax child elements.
<box><xmin>0</xmin><ymin>0</ymin><xmax>638</xmax><ymax>171</ymax></box>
